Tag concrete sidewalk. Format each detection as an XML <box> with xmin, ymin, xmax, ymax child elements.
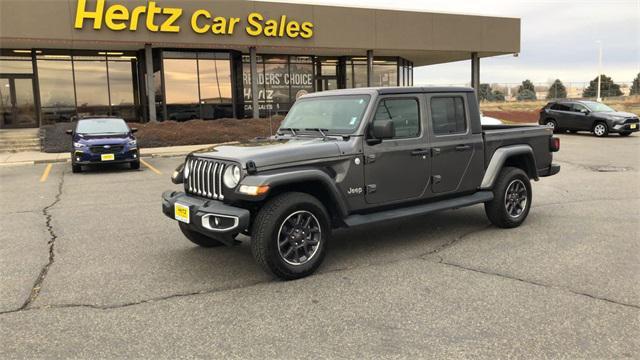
<box><xmin>0</xmin><ymin>144</ymin><xmax>215</xmax><ymax>166</ymax></box>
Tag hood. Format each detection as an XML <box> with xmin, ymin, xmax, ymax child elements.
<box><xmin>75</xmin><ymin>133</ymin><xmax>133</xmax><ymax>145</ymax></box>
<box><xmin>192</xmin><ymin>136</ymin><xmax>343</xmax><ymax>168</ymax></box>
<box><xmin>593</xmin><ymin>111</ymin><xmax>638</xmax><ymax>120</ymax></box>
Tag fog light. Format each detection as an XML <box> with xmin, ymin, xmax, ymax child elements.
<box><xmin>76</xmin><ymin>157</ymin><xmax>81</xmax><ymax>162</ymax></box>
<box><xmin>201</xmin><ymin>214</ymin><xmax>238</xmax><ymax>231</ymax></box>
<box><xmin>133</xmin><ymin>153</ymin><xmax>137</xmax><ymax>158</ymax></box>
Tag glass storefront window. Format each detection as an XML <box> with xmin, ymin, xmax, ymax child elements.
<box><xmin>372</xmin><ymin>60</ymin><xmax>398</xmax><ymax>87</ymax></box>
<box><xmin>242</xmin><ymin>55</ymin><xmax>315</xmax><ymax>117</ymax></box>
<box><xmin>74</xmin><ymin>57</ymin><xmax>110</xmax><ymax>117</ymax></box>
<box><xmin>289</xmin><ymin>63</ymin><xmax>314</xmax><ymax>101</ymax></box>
<box><xmin>264</xmin><ymin>62</ymin><xmax>290</xmax><ymax>113</ymax></box>
<box><xmin>108</xmin><ymin>58</ymin><xmax>137</xmax><ymax>121</ymax></box>
<box><xmin>199</xmin><ymin>59</ymin><xmax>233</xmax><ymax>119</ymax></box>
<box><xmin>0</xmin><ymin>56</ymin><xmax>33</xmax><ymax>74</ymax></box>
<box><xmin>163</xmin><ymin>58</ymin><xmax>199</xmax><ymax>105</ymax></box>
<box><xmin>37</xmin><ymin>57</ymin><xmax>76</xmax><ymax>123</ymax></box>
<box><xmin>162</xmin><ymin>52</ymin><xmax>233</xmax><ymax>121</ymax></box>
<box><xmin>163</xmin><ymin>58</ymin><xmax>200</xmax><ymax>121</ymax></box>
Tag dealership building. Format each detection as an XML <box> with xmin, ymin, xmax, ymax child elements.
<box><xmin>0</xmin><ymin>0</ymin><xmax>520</xmax><ymax>128</ymax></box>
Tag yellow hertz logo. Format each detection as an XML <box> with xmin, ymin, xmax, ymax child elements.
<box><xmin>74</xmin><ymin>0</ymin><xmax>314</xmax><ymax>39</ymax></box>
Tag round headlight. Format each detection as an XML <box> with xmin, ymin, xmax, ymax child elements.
<box><xmin>223</xmin><ymin>165</ymin><xmax>241</xmax><ymax>188</ymax></box>
<box><xmin>183</xmin><ymin>162</ymin><xmax>190</xmax><ymax>178</ymax></box>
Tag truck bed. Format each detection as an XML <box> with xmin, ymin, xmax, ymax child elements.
<box><xmin>482</xmin><ymin>124</ymin><xmax>554</xmax><ymax>174</ymax></box>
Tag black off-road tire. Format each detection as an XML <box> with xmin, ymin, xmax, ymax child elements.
<box><xmin>485</xmin><ymin>166</ymin><xmax>532</xmax><ymax>229</ymax></box>
<box><xmin>130</xmin><ymin>160</ymin><xmax>140</xmax><ymax>170</ymax></box>
<box><xmin>179</xmin><ymin>222</ymin><xmax>225</xmax><ymax>248</ymax></box>
<box><xmin>251</xmin><ymin>192</ymin><xmax>330</xmax><ymax>280</ymax></box>
<box><xmin>72</xmin><ymin>164</ymin><xmax>82</xmax><ymax>173</ymax></box>
<box><xmin>619</xmin><ymin>132</ymin><xmax>632</xmax><ymax>137</ymax></box>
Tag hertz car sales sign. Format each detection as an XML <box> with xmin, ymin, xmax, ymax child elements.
<box><xmin>74</xmin><ymin>0</ymin><xmax>314</xmax><ymax>39</ymax></box>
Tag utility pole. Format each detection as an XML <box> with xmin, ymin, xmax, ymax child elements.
<box><xmin>596</xmin><ymin>40</ymin><xmax>602</xmax><ymax>102</ymax></box>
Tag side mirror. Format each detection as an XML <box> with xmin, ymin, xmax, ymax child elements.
<box><xmin>131</xmin><ymin>128</ymin><xmax>138</xmax><ymax>133</ymax></box>
<box><xmin>65</xmin><ymin>129</ymin><xmax>73</xmax><ymax>135</ymax></box>
<box><xmin>371</xmin><ymin>119</ymin><xmax>395</xmax><ymax>140</ymax></box>
<box><xmin>580</xmin><ymin>109</ymin><xmax>590</xmax><ymax>115</ymax></box>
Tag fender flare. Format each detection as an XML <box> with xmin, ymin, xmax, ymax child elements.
<box><xmin>480</xmin><ymin>145</ymin><xmax>537</xmax><ymax>190</ymax></box>
<box><xmin>239</xmin><ymin>168</ymin><xmax>350</xmax><ymax>218</ymax></box>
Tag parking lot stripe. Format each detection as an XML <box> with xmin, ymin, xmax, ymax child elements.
<box><xmin>39</xmin><ymin>164</ymin><xmax>53</xmax><ymax>182</ymax></box>
<box><xmin>140</xmin><ymin>159</ymin><xmax>162</xmax><ymax>175</ymax></box>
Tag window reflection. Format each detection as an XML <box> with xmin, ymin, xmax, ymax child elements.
<box><xmin>372</xmin><ymin>60</ymin><xmax>398</xmax><ymax>87</ymax></box>
<box><xmin>37</xmin><ymin>57</ymin><xmax>76</xmax><ymax>123</ymax></box>
<box><xmin>199</xmin><ymin>59</ymin><xmax>233</xmax><ymax>119</ymax></box>
<box><xmin>108</xmin><ymin>59</ymin><xmax>137</xmax><ymax>121</ymax></box>
<box><xmin>0</xmin><ymin>56</ymin><xmax>33</xmax><ymax>74</ymax></box>
<box><xmin>242</xmin><ymin>55</ymin><xmax>314</xmax><ymax>117</ymax></box>
<box><xmin>74</xmin><ymin>57</ymin><xmax>110</xmax><ymax>117</ymax></box>
<box><xmin>163</xmin><ymin>53</ymin><xmax>233</xmax><ymax>121</ymax></box>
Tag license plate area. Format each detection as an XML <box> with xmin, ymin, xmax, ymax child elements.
<box><xmin>101</xmin><ymin>153</ymin><xmax>115</xmax><ymax>161</ymax></box>
<box><xmin>174</xmin><ymin>203</ymin><xmax>190</xmax><ymax>224</ymax></box>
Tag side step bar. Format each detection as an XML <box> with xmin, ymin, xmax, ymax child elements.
<box><xmin>344</xmin><ymin>191</ymin><xmax>494</xmax><ymax>227</ymax></box>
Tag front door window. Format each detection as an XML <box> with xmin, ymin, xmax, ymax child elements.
<box><xmin>0</xmin><ymin>77</ymin><xmax>38</xmax><ymax>129</ymax></box>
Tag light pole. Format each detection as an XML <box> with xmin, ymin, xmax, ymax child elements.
<box><xmin>596</xmin><ymin>40</ymin><xmax>602</xmax><ymax>102</ymax></box>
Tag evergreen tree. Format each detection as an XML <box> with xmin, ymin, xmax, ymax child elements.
<box><xmin>582</xmin><ymin>74</ymin><xmax>623</xmax><ymax>98</ymax></box>
<box><xmin>516</xmin><ymin>89</ymin><xmax>536</xmax><ymax>101</ymax></box>
<box><xmin>518</xmin><ymin>80</ymin><xmax>535</xmax><ymax>94</ymax></box>
<box><xmin>478</xmin><ymin>84</ymin><xmax>493</xmax><ymax>102</ymax></box>
<box><xmin>630</xmin><ymin>73</ymin><xmax>640</xmax><ymax>95</ymax></box>
<box><xmin>546</xmin><ymin>79</ymin><xmax>567</xmax><ymax>99</ymax></box>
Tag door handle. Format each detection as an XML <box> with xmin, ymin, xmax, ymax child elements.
<box><xmin>455</xmin><ymin>145</ymin><xmax>472</xmax><ymax>151</ymax></box>
<box><xmin>411</xmin><ymin>149</ymin><xmax>430</xmax><ymax>156</ymax></box>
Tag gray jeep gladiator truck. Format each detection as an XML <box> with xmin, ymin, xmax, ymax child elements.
<box><xmin>162</xmin><ymin>87</ymin><xmax>560</xmax><ymax>280</ymax></box>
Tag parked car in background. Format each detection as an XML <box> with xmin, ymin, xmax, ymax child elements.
<box><xmin>66</xmin><ymin>117</ymin><xmax>140</xmax><ymax>173</ymax></box>
<box><xmin>539</xmin><ymin>100</ymin><xmax>639</xmax><ymax>137</ymax></box>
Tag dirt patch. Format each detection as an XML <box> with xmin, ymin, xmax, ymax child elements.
<box><xmin>42</xmin><ymin>117</ymin><xmax>284</xmax><ymax>153</ymax></box>
<box><xmin>482</xmin><ymin>110</ymin><xmax>539</xmax><ymax>124</ymax></box>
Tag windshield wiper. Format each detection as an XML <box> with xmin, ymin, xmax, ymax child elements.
<box><xmin>304</xmin><ymin>128</ymin><xmax>329</xmax><ymax>139</ymax></box>
<box><xmin>278</xmin><ymin>127</ymin><xmax>299</xmax><ymax>136</ymax></box>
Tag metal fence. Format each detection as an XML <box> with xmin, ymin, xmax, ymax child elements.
<box><xmin>419</xmin><ymin>81</ymin><xmax>637</xmax><ymax>102</ymax></box>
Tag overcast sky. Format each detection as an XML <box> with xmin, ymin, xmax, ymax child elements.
<box><xmin>262</xmin><ymin>0</ymin><xmax>640</xmax><ymax>86</ymax></box>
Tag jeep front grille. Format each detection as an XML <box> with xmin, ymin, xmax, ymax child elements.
<box><xmin>185</xmin><ymin>158</ymin><xmax>226</xmax><ymax>200</ymax></box>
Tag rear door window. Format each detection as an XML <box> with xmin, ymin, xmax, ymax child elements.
<box><xmin>551</xmin><ymin>103</ymin><xmax>571</xmax><ymax>111</ymax></box>
<box><xmin>430</xmin><ymin>96</ymin><xmax>467</xmax><ymax>135</ymax></box>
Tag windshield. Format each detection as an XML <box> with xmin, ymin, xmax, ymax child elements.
<box><xmin>280</xmin><ymin>95</ymin><xmax>371</xmax><ymax>134</ymax></box>
<box><xmin>584</xmin><ymin>102</ymin><xmax>615</xmax><ymax>112</ymax></box>
<box><xmin>76</xmin><ymin>119</ymin><xmax>130</xmax><ymax>134</ymax></box>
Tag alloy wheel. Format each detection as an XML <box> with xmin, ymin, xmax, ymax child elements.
<box><xmin>504</xmin><ymin>179</ymin><xmax>528</xmax><ymax>219</ymax></box>
<box><xmin>594</xmin><ymin>123</ymin><xmax>606</xmax><ymax>136</ymax></box>
<box><xmin>277</xmin><ymin>210</ymin><xmax>322</xmax><ymax>266</ymax></box>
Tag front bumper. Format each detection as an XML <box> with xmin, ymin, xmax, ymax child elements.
<box><xmin>611</xmin><ymin>123</ymin><xmax>639</xmax><ymax>133</ymax></box>
<box><xmin>72</xmin><ymin>148</ymin><xmax>139</xmax><ymax>165</ymax></box>
<box><xmin>162</xmin><ymin>191</ymin><xmax>251</xmax><ymax>244</ymax></box>
<box><xmin>539</xmin><ymin>163</ymin><xmax>561</xmax><ymax>177</ymax></box>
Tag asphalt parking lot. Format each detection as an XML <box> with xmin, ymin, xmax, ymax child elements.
<box><xmin>1</xmin><ymin>133</ymin><xmax>638</xmax><ymax>358</ymax></box>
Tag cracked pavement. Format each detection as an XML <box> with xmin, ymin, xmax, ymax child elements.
<box><xmin>0</xmin><ymin>133</ymin><xmax>638</xmax><ymax>358</ymax></box>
